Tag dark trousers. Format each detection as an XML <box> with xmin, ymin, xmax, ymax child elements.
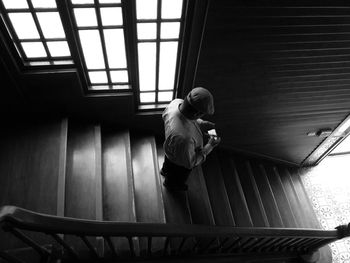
<box><xmin>162</xmin><ymin>156</ymin><xmax>192</xmax><ymax>185</ymax></box>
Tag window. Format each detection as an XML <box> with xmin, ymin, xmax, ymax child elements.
<box><xmin>0</xmin><ymin>0</ymin><xmax>187</xmax><ymax>109</ymax></box>
<box><xmin>136</xmin><ymin>0</ymin><xmax>184</xmax><ymax>106</ymax></box>
<box><xmin>0</xmin><ymin>0</ymin><xmax>73</xmax><ymax>66</ymax></box>
<box><xmin>329</xmin><ymin>135</ymin><xmax>350</xmax><ymax>156</ymax></box>
<box><xmin>70</xmin><ymin>0</ymin><xmax>130</xmax><ymax>90</ymax></box>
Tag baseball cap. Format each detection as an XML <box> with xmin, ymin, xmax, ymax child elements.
<box><xmin>187</xmin><ymin>87</ymin><xmax>214</xmax><ymax>115</ymax></box>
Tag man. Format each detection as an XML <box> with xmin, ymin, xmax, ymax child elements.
<box><xmin>161</xmin><ymin>87</ymin><xmax>221</xmax><ymax>191</ymax></box>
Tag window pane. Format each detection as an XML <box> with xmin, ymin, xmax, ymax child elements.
<box><xmin>89</xmin><ymin>71</ymin><xmax>108</xmax><ymax>84</ymax></box>
<box><xmin>331</xmin><ymin>135</ymin><xmax>350</xmax><ymax>154</ymax></box>
<box><xmin>161</xmin><ymin>22</ymin><xmax>180</xmax><ymax>39</ymax></box>
<box><xmin>159</xmin><ymin>41</ymin><xmax>178</xmax><ymax>90</ymax></box>
<box><xmin>137</xmin><ymin>23</ymin><xmax>156</xmax><ymax>40</ymax></box>
<box><xmin>158</xmin><ymin>91</ymin><xmax>173</xmax><ymax>102</ymax></box>
<box><xmin>74</xmin><ymin>8</ymin><xmax>98</xmax><ymax>27</ymax></box>
<box><xmin>140</xmin><ymin>92</ymin><xmax>155</xmax><ymax>103</ymax></box>
<box><xmin>22</xmin><ymin>42</ymin><xmax>47</xmax><ymax>58</ymax></box>
<box><xmin>161</xmin><ymin>0</ymin><xmax>183</xmax><ymax>19</ymax></box>
<box><xmin>31</xmin><ymin>0</ymin><xmax>56</xmax><ymax>8</ymax></box>
<box><xmin>79</xmin><ymin>30</ymin><xmax>105</xmax><ymax>69</ymax></box>
<box><xmin>99</xmin><ymin>0</ymin><xmax>121</xmax><ymax>3</ymax></box>
<box><xmin>136</xmin><ymin>0</ymin><xmax>157</xmax><ymax>19</ymax></box>
<box><xmin>37</xmin><ymin>12</ymin><xmax>66</xmax><ymax>38</ymax></box>
<box><xmin>110</xmin><ymin>70</ymin><xmax>128</xmax><ymax>82</ymax></box>
<box><xmin>104</xmin><ymin>29</ymin><xmax>127</xmax><ymax>68</ymax></box>
<box><xmin>101</xmin><ymin>7</ymin><xmax>123</xmax><ymax>26</ymax></box>
<box><xmin>138</xmin><ymin>42</ymin><xmax>156</xmax><ymax>91</ymax></box>
<box><xmin>9</xmin><ymin>13</ymin><xmax>40</xmax><ymax>39</ymax></box>
<box><xmin>71</xmin><ymin>0</ymin><xmax>94</xmax><ymax>4</ymax></box>
<box><xmin>47</xmin><ymin>41</ymin><xmax>71</xmax><ymax>57</ymax></box>
<box><xmin>2</xmin><ymin>0</ymin><xmax>28</xmax><ymax>9</ymax></box>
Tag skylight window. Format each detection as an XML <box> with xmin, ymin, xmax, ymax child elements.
<box><xmin>70</xmin><ymin>0</ymin><xmax>129</xmax><ymax>90</ymax></box>
<box><xmin>0</xmin><ymin>0</ymin><xmax>188</xmax><ymax>109</ymax></box>
<box><xmin>136</xmin><ymin>0</ymin><xmax>184</xmax><ymax>105</ymax></box>
<box><xmin>0</xmin><ymin>0</ymin><xmax>72</xmax><ymax>65</ymax></box>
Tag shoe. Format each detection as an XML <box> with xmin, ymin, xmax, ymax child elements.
<box><xmin>163</xmin><ymin>180</ymin><xmax>188</xmax><ymax>191</ymax></box>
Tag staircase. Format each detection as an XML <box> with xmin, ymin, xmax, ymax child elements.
<box><xmin>0</xmin><ymin>118</ymin><xmax>342</xmax><ymax>262</ymax></box>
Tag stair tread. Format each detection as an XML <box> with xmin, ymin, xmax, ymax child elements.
<box><xmin>218</xmin><ymin>150</ymin><xmax>253</xmax><ymax>227</ymax></box>
<box><xmin>250</xmin><ymin>161</ymin><xmax>284</xmax><ymax>227</ymax></box>
<box><xmin>264</xmin><ymin>166</ymin><xmax>297</xmax><ymax>228</ymax></box>
<box><xmin>187</xmin><ymin>165</ymin><xmax>215</xmax><ymax>226</ymax></box>
<box><xmin>290</xmin><ymin>170</ymin><xmax>321</xmax><ymax>229</ymax></box>
<box><xmin>279</xmin><ymin>167</ymin><xmax>306</xmax><ymax>228</ymax></box>
<box><xmin>187</xmin><ymin>165</ymin><xmax>218</xmax><ymax>249</ymax></box>
<box><xmin>102</xmin><ymin>129</ymin><xmax>137</xmax><ymax>256</ymax></box>
<box><xmin>131</xmin><ymin>135</ymin><xmax>165</xmax><ymax>223</ymax></box>
<box><xmin>234</xmin><ymin>156</ymin><xmax>269</xmax><ymax>227</ymax></box>
<box><xmin>202</xmin><ymin>151</ymin><xmax>235</xmax><ymax>226</ymax></box>
<box><xmin>131</xmin><ymin>135</ymin><xmax>165</xmax><ymax>254</ymax></box>
<box><xmin>65</xmin><ymin>122</ymin><xmax>100</xmax><ymax>252</ymax></box>
<box><xmin>102</xmin><ymin>129</ymin><xmax>136</xmax><ymax>222</ymax></box>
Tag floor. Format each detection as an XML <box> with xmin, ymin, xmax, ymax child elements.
<box><xmin>301</xmin><ymin>154</ymin><xmax>350</xmax><ymax>263</ymax></box>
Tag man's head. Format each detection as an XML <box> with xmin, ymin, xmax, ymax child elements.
<box><xmin>180</xmin><ymin>87</ymin><xmax>214</xmax><ymax>120</ymax></box>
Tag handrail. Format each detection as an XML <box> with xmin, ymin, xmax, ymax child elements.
<box><xmin>1</xmin><ymin>206</ymin><xmax>349</xmax><ymax>262</ymax></box>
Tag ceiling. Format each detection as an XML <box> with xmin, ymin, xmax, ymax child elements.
<box><xmin>2</xmin><ymin>0</ymin><xmax>350</xmax><ymax>166</ymax></box>
<box><xmin>194</xmin><ymin>0</ymin><xmax>350</xmax><ymax>165</ymax></box>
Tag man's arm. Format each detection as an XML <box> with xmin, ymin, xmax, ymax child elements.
<box><xmin>196</xmin><ymin>119</ymin><xmax>215</xmax><ymax>133</ymax></box>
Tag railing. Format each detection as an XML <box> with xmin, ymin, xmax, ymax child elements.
<box><xmin>0</xmin><ymin>206</ymin><xmax>349</xmax><ymax>262</ymax></box>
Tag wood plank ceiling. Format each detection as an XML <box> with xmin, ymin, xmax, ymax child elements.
<box><xmin>194</xmin><ymin>0</ymin><xmax>350</xmax><ymax>165</ymax></box>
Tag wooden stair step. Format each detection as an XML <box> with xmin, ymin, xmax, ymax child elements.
<box><xmin>131</xmin><ymin>134</ymin><xmax>165</xmax><ymax>255</ymax></box>
<box><xmin>64</xmin><ymin>122</ymin><xmax>103</xmax><ymax>255</ymax></box>
<box><xmin>202</xmin><ymin>151</ymin><xmax>235</xmax><ymax>227</ymax></box>
<box><xmin>252</xmin><ymin>162</ymin><xmax>284</xmax><ymax>227</ymax></box>
<box><xmin>278</xmin><ymin>167</ymin><xmax>306</xmax><ymax>228</ymax></box>
<box><xmin>217</xmin><ymin>150</ymin><xmax>253</xmax><ymax>227</ymax></box>
<box><xmin>156</xmin><ymin>143</ymin><xmax>194</xmax><ymax>254</ymax></box>
<box><xmin>187</xmin><ymin>165</ymin><xmax>218</xmax><ymax>249</ymax></box>
<box><xmin>101</xmin><ymin>128</ymin><xmax>137</xmax><ymax>256</ymax></box>
<box><xmin>264</xmin><ymin>166</ymin><xmax>297</xmax><ymax>228</ymax></box>
<box><xmin>289</xmin><ymin>170</ymin><xmax>320</xmax><ymax>229</ymax></box>
<box><xmin>233</xmin><ymin>156</ymin><xmax>269</xmax><ymax>227</ymax></box>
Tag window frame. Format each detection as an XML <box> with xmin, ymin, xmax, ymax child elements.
<box><xmin>135</xmin><ymin>0</ymin><xmax>187</xmax><ymax>108</ymax></box>
<box><xmin>0</xmin><ymin>0</ymin><xmax>195</xmax><ymax>111</ymax></box>
<box><xmin>68</xmin><ymin>0</ymin><xmax>132</xmax><ymax>91</ymax></box>
<box><xmin>0</xmin><ymin>0</ymin><xmax>74</xmax><ymax>67</ymax></box>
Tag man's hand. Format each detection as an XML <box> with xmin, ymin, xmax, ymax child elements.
<box><xmin>208</xmin><ymin>136</ymin><xmax>221</xmax><ymax>148</ymax></box>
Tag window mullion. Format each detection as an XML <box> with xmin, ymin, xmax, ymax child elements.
<box><xmin>0</xmin><ymin>1</ymin><xmax>28</xmax><ymax>60</ymax></box>
<box><xmin>25</xmin><ymin>0</ymin><xmax>51</xmax><ymax>59</ymax></box>
<box><xmin>93</xmin><ymin>0</ymin><xmax>112</xmax><ymax>87</ymax></box>
<box><xmin>56</xmin><ymin>0</ymin><xmax>90</xmax><ymax>88</ymax></box>
<box><xmin>155</xmin><ymin>0</ymin><xmax>162</xmax><ymax>104</ymax></box>
<box><xmin>123</xmin><ymin>0</ymin><xmax>140</xmax><ymax>101</ymax></box>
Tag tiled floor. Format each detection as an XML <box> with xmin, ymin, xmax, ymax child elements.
<box><xmin>301</xmin><ymin>155</ymin><xmax>350</xmax><ymax>263</ymax></box>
